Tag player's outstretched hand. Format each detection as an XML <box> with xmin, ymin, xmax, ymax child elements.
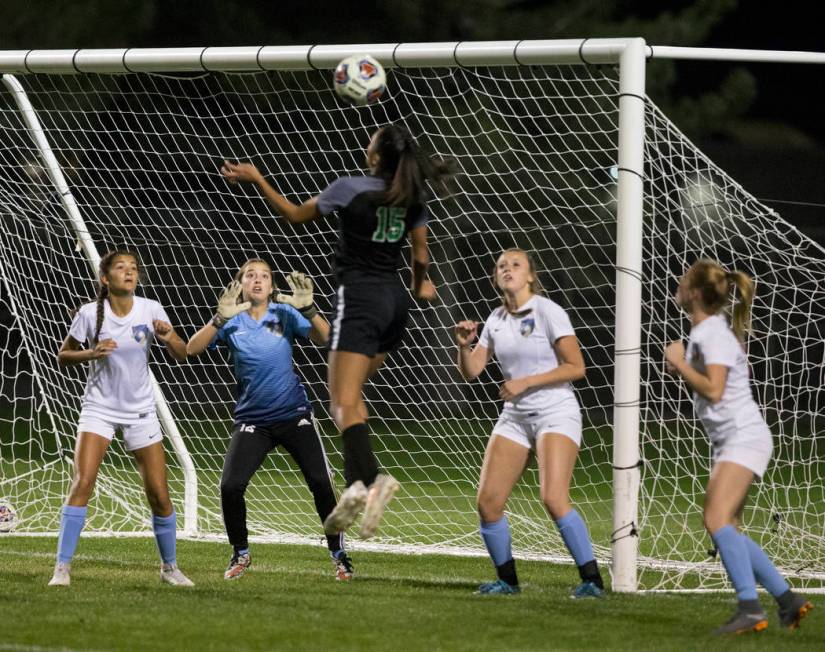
<box><xmin>221</xmin><ymin>160</ymin><xmax>263</xmax><ymax>185</ymax></box>
<box><xmin>275</xmin><ymin>271</ymin><xmax>314</xmax><ymax>312</ymax></box>
<box><xmin>213</xmin><ymin>281</ymin><xmax>251</xmax><ymax>327</ymax></box>
<box><xmin>454</xmin><ymin>320</ymin><xmax>478</xmax><ymax>347</ymax></box>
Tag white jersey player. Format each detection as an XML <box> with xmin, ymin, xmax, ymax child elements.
<box><xmin>48</xmin><ymin>249</ymin><xmax>193</xmax><ymax>588</ymax></box>
<box><xmin>665</xmin><ymin>259</ymin><xmax>811</xmax><ymax>634</ymax></box>
<box><xmin>454</xmin><ymin>248</ymin><xmax>604</xmax><ymax>597</ymax></box>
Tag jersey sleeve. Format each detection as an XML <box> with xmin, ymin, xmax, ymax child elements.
<box><xmin>152</xmin><ymin>301</ymin><xmax>171</xmax><ymax>325</ymax></box>
<box><xmin>697</xmin><ymin>326</ymin><xmax>739</xmax><ymax>368</ymax></box>
<box><xmin>279</xmin><ymin>304</ymin><xmax>311</xmax><ymax>342</ymax></box>
<box><xmin>409</xmin><ymin>203</ymin><xmax>430</xmax><ymax>230</ymax></box>
<box><xmin>67</xmin><ymin>307</ymin><xmax>91</xmax><ymax>344</ymax></box>
<box><xmin>317</xmin><ymin>177</ymin><xmax>356</xmax><ymax>216</ymax></box>
<box><xmin>477</xmin><ymin>311</ymin><xmax>497</xmax><ymax>351</ymax></box>
<box><xmin>542</xmin><ymin>301</ymin><xmax>576</xmax><ymax>343</ymax></box>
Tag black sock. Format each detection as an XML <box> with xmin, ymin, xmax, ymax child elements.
<box><xmin>496</xmin><ymin>559</ymin><xmax>519</xmax><ymax>587</ymax></box>
<box><xmin>577</xmin><ymin>559</ymin><xmax>604</xmax><ymax>589</ymax></box>
<box><xmin>776</xmin><ymin>589</ymin><xmax>796</xmax><ymax>609</ymax></box>
<box><xmin>342</xmin><ymin>423</ymin><xmax>379</xmax><ymax>487</ymax></box>
<box><xmin>326</xmin><ymin>534</ymin><xmax>343</xmax><ymax>555</ymax></box>
<box><xmin>738</xmin><ymin>598</ymin><xmax>763</xmax><ymax>614</ymax></box>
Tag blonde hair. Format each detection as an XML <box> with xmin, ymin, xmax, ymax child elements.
<box><xmin>492</xmin><ymin>248</ymin><xmax>544</xmax><ymax>313</ymax></box>
<box><xmin>684</xmin><ymin>259</ymin><xmax>754</xmax><ymax>341</ymax></box>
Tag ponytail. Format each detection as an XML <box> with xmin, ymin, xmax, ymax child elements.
<box><xmin>726</xmin><ymin>270</ymin><xmax>754</xmax><ymax>342</ymax></box>
<box><xmin>93</xmin><ymin>285</ymin><xmax>108</xmax><ymax>344</ymax></box>
<box><xmin>374</xmin><ymin>124</ymin><xmax>456</xmax><ymax>207</ymax></box>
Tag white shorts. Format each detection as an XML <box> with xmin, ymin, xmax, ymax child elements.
<box><xmin>492</xmin><ymin>408</ymin><xmax>582</xmax><ymax>449</ymax></box>
<box><xmin>712</xmin><ymin>437</ymin><xmax>773</xmax><ymax>478</ymax></box>
<box><xmin>77</xmin><ymin>407</ymin><xmax>163</xmax><ymax>452</ymax></box>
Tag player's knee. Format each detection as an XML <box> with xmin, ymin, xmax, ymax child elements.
<box><xmin>477</xmin><ymin>494</ymin><xmax>505</xmax><ymax>522</ymax></box>
<box><xmin>220</xmin><ymin>476</ymin><xmax>247</xmax><ymax>500</ymax></box>
<box><xmin>542</xmin><ymin>493</ymin><xmax>570</xmax><ymax>520</ymax></box>
<box><xmin>702</xmin><ymin>508</ymin><xmax>728</xmax><ymax>534</ymax></box>
<box><xmin>145</xmin><ymin>484</ymin><xmax>171</xmax><ymax>514</ymax></box>
<box><xmin>69</xmin><ymin>473</ymin><xmax>97</xmax><ymax>501</ymax></box>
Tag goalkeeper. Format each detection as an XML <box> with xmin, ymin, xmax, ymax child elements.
<box><xmin>187</xmin><ymin>259</ymin><xmax>354</xmax><ymax>581</ymax></box>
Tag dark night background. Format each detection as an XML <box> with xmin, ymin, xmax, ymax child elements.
<box><xmin>0</xmin><ymin>0</ymin><xmax>822</xmax><ymax>242</ymax></box>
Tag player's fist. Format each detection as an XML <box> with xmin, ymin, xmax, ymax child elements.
<box><xmin>415</xmin><ymin>279</ymin><xmax>438</xmax><ymax>302</ymax></box>
<box><xmin>664</xmin><ymin>340</ymin><xmax>685</xmax><ymax>375</ymax></box>
<box><xmin>454</xmin><ymin>320</ymin><xmax>478</xmax><ymax>347</ymax></box>
<box><xmin>153</xmin><ymin>319</ymin><xmax>174</xmax><ymax>343</ymax></box>
<box><xmin>220</xmin><ymin>160</ymin><xmax>263</xmax><ymax>185</ymax></box>
<box><xmin>91</xmin><ymin>338</ymin><xmax>117</xmax><ymax>359</ymax></box>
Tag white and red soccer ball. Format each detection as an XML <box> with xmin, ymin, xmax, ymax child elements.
<box><xmin>0</xmin><ymin>499</ymin><xmax>17</xmax><ymax>533</ymax></box>
<box><xmin>334</xmin><ymin>54</ymin><xmax>386</xmax><ymax>106</ymax></box>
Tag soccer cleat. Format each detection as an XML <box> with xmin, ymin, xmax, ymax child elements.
<box><xmin>714</xmin><ymin>609</ymin><xmax>768</xmax><ymax>635</ymax></box>
<box><xmin>778</xmin><ymin>594</ymin><xmax>813</xmax><ymax>630</ymax></box>
<box><xmin>48</xmin><ymin>562</ymin><xmax>71</xmax><ymax>587</ymax></box>
<box><xmin>476</xmin><ymin>579</ymin><xmax>520</xmax><ymax>595</ymax></box>
<box><xmin>571</xmin><ymin>581</ymin><xmax>605</xmax><ymax>599</ymax></box>
<box><xmin>160</xmin><ymin>563</ymin><xmax>195</xmax><ymax>587</ymax></box>
<box><xmin>359</xmin><ymin>474</ymin><xmax>400</xmax><ymax>539</ymax></box>
<box><xmin>332</xmin><ymin>551</ymin><xmax>354</xmax><ymax>581</ymax></box>
<box><xmin>324</xmin><ymin>481</ymin><xmax>368</xmax><ymax>535</ymax></box>
<box><xmin>224</xmin><ymin>552</ymin><xmax>251</xmax><ymax>580</ymax></box>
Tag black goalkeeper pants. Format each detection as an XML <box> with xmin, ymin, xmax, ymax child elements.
<box><xmin>220</xmin><ymin>416</ymin><xmax>343</xmax><ymax>553</ymax></box>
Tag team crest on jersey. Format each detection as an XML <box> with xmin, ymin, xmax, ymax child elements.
<box><xmin>519</xmin><ymin>318</ymin><xmax>535</xmax><ymax>337</ymax></box>
<box><xmin>265</xmin><ymin>321</ymin><xmax>284</xmax><ymax>337</ymax></box>
<box><xmin>132</xmin><ymin>324</ymin><xmax>150</xmax><ymax>346</ymax></box>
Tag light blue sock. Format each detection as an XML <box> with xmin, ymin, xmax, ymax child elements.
<box><xmin>152</xmin><ymin>510</ymin><xmax>177</xmax><ymax>565</ymax></box>
<box><xmin>741</xmin><ymin>533</ymin><xmax>789</xmax><ymax>597</ymax></box>
<box><xmin>555</xmin><ymin>509</ymin><xmax>595</xmax><ymax>566</ymax></box>
<box><xmin>480</xmin><ymin>516</ymin><xmax>513</xmax><ymax>566</ymax></box>
<box><xmin>712</xmin><ymin>525</ymin><xmax>758</xmax><ymax>601</ymax></box>
<box><xmin>57</xmin><ymin>505</ymin><xmax>87</xmax><ymax>564</ymax></box>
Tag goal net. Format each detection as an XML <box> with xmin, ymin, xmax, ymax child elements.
<box><xmin>0</xmin><ymin>50</ymin><xmax>822</xmax><ymax>591</ymax></box>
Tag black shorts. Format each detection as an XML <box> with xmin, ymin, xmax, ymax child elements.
<box><xmin>328</xmin><ymin>280</ymin><xmax>411</xmax><ymax>357</ymax></box>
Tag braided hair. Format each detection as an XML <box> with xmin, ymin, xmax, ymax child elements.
<box><xmin>372</xmin><ymin>124</ymin><xmax>456</xmax><ymax>207</ymax></box>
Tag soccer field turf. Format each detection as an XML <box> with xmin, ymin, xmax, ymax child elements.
<box><xmin>1</xmin><ymin>536</ymin><xmax>821</xmax><ymax>651</ymax></box>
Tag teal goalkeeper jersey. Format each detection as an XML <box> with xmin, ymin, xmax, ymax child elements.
<box><xmin>210</xmin><ymin>303</ymin><xmax>312</xmax><ymax>425</ymax></box>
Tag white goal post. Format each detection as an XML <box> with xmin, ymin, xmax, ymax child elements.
<box><xmin>1</xmin><ymin>38</ymin><xmax>823</xmax><ymax>593</ymax></box>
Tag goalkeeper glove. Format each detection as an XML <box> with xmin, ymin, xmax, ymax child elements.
<box><xmin>275</xmin><ymin>271</ymin><xmax>317</xmax><ymax>320</ymax></box>
<box><xmin>211</xmin><ymin>280</ymin><xmax>252</xmax><ymax>328</ymax></box>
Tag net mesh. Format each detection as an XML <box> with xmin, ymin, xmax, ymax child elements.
<box><xmin>0</xmin><ymin>63</ymin><xmax>822</xmax><ymax>590</ymax></box>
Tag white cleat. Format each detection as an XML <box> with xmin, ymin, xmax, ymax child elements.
<box><xmin>360</xmin><ymin>474</ymin><xmax>400</xmax><ymax>539</ymax></box>
<box><xmin>160</xmin><ymin>563</ymin><xmax>195</xmax><ymax>587</ymax></box>
<box><xmin>324</xmin><ymin>481</ymin><xmax>368</xmax><ymax>535</ymax></box>
<box><xmin>48</xmin><ymin>562</ymin><xmax>71</xmax><ymax>586</ymax></box>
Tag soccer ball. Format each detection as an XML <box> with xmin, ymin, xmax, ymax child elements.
<box><xmin>333</xmin><ymin>54</ymin><xmax>386</xmax><ymax>106</ymax></box>
<box><xmin>0</xmin><ymin>499</ymin><xmax>18</xmax><ymax>533</ymax></box>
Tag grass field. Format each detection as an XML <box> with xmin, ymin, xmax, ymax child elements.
<box><xmin>1</xmin><ymin>536</ymin><xmax>821</xmax><ymax>651</ymax></box>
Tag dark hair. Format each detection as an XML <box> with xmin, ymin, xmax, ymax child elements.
<box><xmin>685</xmin><ymin>259</ymin><xmax>754</xmax><ymax>341</ymax></box>
<box><xmin>373</xmin><ymin>124</ymin><xmax>456</xmax><ymax>207</ymax></box>
<box><xmin>92</xmin><ymin>249</ymin><xmax>141</xmax><ymax>343</ymax></box>
<box><xmin>491</xmin><ymin>248</ymin><xmax>545</xmax><ymax>313</ymax></box>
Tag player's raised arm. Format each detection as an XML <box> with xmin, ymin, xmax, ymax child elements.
<box><xmin>275</xmin><ymin>271</ymin><xmax>329</xmax><ymax>346</ymax></box>
<box><xmin>186</xmin><ymin>280</ymin><xmax>250</xmax><ymax>357</ymax></box>
<box><xmin>220</xmin><ymin>160</ymin><xmax>321</xmax><ymax>224</ymax></box>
